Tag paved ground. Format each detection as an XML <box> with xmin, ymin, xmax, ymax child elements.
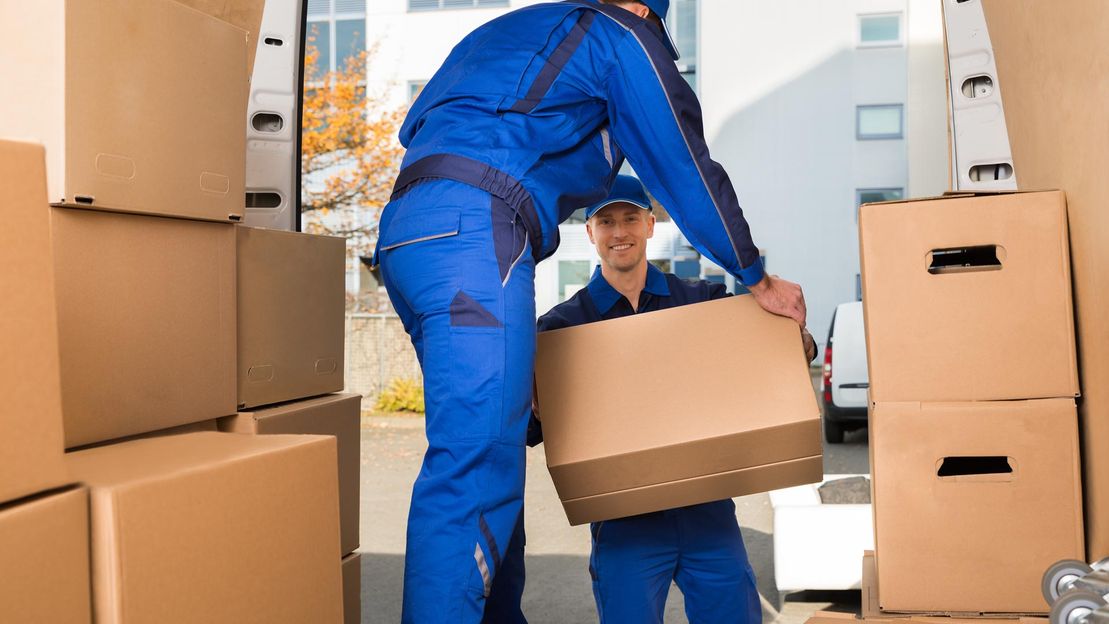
<box><xmin>356</xmin><ymin>379</ymin><xmax>870</xmax><ymax>623</ymax></box>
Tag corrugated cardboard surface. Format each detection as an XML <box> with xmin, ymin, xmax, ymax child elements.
<box><xmin>220</xmin><ymin>393</ymin><xmax>361</xmax><ymax>554</ymax></box>
<box><xmin>52</xmin><ymin>206</ymin><xmax>237</xmax><ymax>447</ymax></box>
<box><xmin>70</xmin><ymin>418</ymin><xmax>220</xmax><ymax>452</ymax></box>
<box><xmin>0</xmin><ymin>0</ymin><xmax>247</xmax><ymax>221</ymax></box>
<box><xmin>175</xmin><ymin>0</ymin><xmax>266</xmax><ymax>76</ymax></box>
<box><xmin>978</xmin><ymin>0</ymin><xmax>1109</xmax><ymax>562</ymax></box>
<box><xmin>872</xmin><ymin>399</ymin><xmax>1084</xmax><ymax>613</ymax></box>
<box><xmin>342</xmin><ymin>552</ymin><xmax>362</xmax><ymax>624</ymax></box>
<box><xmin>0</xmin><ymin>140</ymin><xmax>69</xmax><ymax>504</ymax></box>
<box><xmin>237</xmin><ymin>226</ymin><xmax>346</xmax><ymax>409</ymax></box>
<box><xmin>562</xmin><ymin>455</ymin><xmax>823</xmax><ymax>526</ymax></box>
<box><xmin>67</xmin><ymin>432</ymin><xmax>343</xmax><ymax>624</ymax></box>
<box><xmin>535</xmin><ymin>295</ymin><xmax>821</xmax><ymax>523</ymax></box>
<box><xmin>859</xmin><ymin>191</ymin><xmax>1078</xmax><ymax>403</ymax></box>
<box><xmin>0</xmin><ymin>486</ymin><xmax>91</xmax><ymax>624</ymax></box>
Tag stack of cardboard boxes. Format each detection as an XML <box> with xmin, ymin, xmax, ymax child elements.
<box><xmin>0</xmin><ymin>0</ymin><xmax>360</xmax><ymax>621</ymax></box>
<box><xmin>860</xmin><ymin>191</ymin><xmax>1085</xmax><ymax>615</ymax></box>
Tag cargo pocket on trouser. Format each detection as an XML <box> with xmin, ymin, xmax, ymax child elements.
<box><xmin>491</xmin><ymin>196</ymin><xmax>529</xmax><ymax>287</ymax></box>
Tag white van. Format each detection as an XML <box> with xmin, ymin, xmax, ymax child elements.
<box><xmin>820</xmin><ymin>301</ymin><xmax>870</xmax><ymax>443</ymax></box>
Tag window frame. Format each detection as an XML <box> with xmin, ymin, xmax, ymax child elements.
<box><xmin>856</xmin><ymin>12</ymin><xmax>904</xmax><ymax>49</ymax></box>
<box><xmin>856</xmin><ymin>104</ymin><xmax>904</xmax><ymax>141</ymax></box>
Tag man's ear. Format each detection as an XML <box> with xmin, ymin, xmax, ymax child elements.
<box><xmin>626</xmin><ymin>2</ymin><xmax>651</xmax><ymax>19</ymax></box>
<box><xmin>586</xmin><ymin>220</ymin><xmax>596</xmax><ymax>244</ymax></box>
<box><xmin>646</xmin><ymin>213</ymin><xmax>656</xmax><ymax>239</ymax></box>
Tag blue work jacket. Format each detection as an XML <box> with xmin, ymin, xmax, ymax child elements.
<box><xmin>399</xmin><ymin>0</ymin><xmax>765</xmax><ymax>286</ymax></box>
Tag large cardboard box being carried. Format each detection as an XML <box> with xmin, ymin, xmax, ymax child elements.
<box><xmin>237</xmin><ymin>226</ymin><xmax>346</xmax><ymax>409</ymax></box>
<box><xmin>220</xmin><ymin>393</ymin><xmax>361</xmax><ymax>554</ymax></box>
<box><xmin>535</xmin><ymin>295</ymin><xmax>822</xmax><ymax>525</ymax></box>
<box><xmin>52</xmin><ymin>207</ymin><xmax>236</xmax><ymax>447</ymax></box>
<box><xmin>940</xmin><ymin>0</ymin><xmax>1109</xmax><ymax>560</ymax></box>
<box><xmin>67</xmin><ymin>432</ymin><xmax>343</xmax><ymax>624</ymax></box>
<box><xmin>0</xmin><ymin>140</ymin><xmax>69</xmax><ymax>503</ymax></box>
<box><xmin>0</xmin><ymin>486</ymin><xmax>91</xmax><ymax>623</ymax></box>
<box><xmin>871</xmin><ymin>399</ymin><xmax>1084</xmax><ymax>614</ymax></box>
<box><xmin>0</xmin><ymin>0</ymin><xmax>247</xmax><ymax>222</ymax></box>
<box><xmin>859</xmin><ymin>191</ymin><xmax>1077</xmax><ymax>403</ymax></box>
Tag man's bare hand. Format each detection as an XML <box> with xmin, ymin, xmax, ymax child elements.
<box><xmin>747</xmin><ymin>274</ymin><xmax>807</xmax><ymax>327</ymax></box>
<box><xmin>801</xmin><ymin>327</ymin><xmax>817</xmax><ymax>362</ymax></box>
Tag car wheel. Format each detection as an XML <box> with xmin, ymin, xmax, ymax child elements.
<box><xmin>824</xmin><ymin>420</ymin><xmax>844</xmax><ymax>444</ymax></box>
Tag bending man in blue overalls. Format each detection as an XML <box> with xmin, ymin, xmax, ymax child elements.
<box><xmin>517</xmin><ymin>176</ymin><xmax>817</xmax><ymax>623</ymax></box>
<box><xmin>374</xmin><ymin>2</ymin><xmax>809</xmax><ymax>621</ymax></box>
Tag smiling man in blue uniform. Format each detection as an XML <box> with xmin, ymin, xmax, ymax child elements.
<box><xmin>510</xmin><ymin>176</ymin><xmax>816</xmax><ymax>623</ymax></box>
<box><xmin>374</xmin><ymin>1</ymin><xmax>809</xmax><ymax>621</ymax></box>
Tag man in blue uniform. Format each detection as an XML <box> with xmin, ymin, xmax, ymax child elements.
<box><xmin>374</xmin><ymin>1</ymin><xmax>809</xmax><ymax>621</ymax></box>
<box><xmin>514</xmin><ymin>176</ymin><xmax>816</xmax><ymax>622</ymax></box>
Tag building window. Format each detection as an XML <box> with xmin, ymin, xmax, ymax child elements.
<box><xmin>307</xmin><ymin>0</ymin><xmax>366</xmax><ymax>78</ymax></box>
<box><xmin>856</xmin><ymin>273</ymin><xmax>863</xmax><ymax>301</ymax></box>
<box><xmin>409</xmin><ymin>0</ymin><xmax>509</xmax><ymax>11</ymax></box>
<box><xmin>669</xmin><ymin>0</ymin><xmax>697</xmax><ymax>91</ymax></box>
<box><xmin>856</xmin><ymin>104</ymin><xmax>904</xmax><ymax>140</ymax></box>
<box><xmin>408</xmin><ymin>81</ymin><xmax>428</xmax><ymax>103</ymax></box>
<box><xmin>856</xmin><ymin>188</ymin><xmax>904</xmax><ymax>221</ymax></box>
<box><xmin>558</xmin><ymin>260</ymin><xmax>591</xmax><ymax>302</ymax></box>
<box><xmin>858</xmin><ymin>13</ymin><xmax>902</xmax><ymax>47</ymax></box>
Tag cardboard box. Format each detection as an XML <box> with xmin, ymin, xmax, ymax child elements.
<box><xmin>176</xmin><ymin>0</ymin><xmax>266</xmax><ymax>77</ymax></box>
<box><xmin>237</xmin><ymin>226</ymin><xmax>345</xmax><ymax>409</ymax></box>
<box><xmin>342</xmin><ymin>552</ymin><xmax>361</xmax><ymax>624</ymax></box>
<box><xmin>67</xmin><ymin>432</ymin><xmax>343</xmax><ymax>624</ymax></box>
<box><xmin>859</xmin><ymin>191</ymin><xmax>1078</xmax><ymax>403</ymax></box>
<box><xmin>219</xmin><ymin>393</ymin><xmax>361</xmax><ymax>554</ymax></box>
<box><xmin>535</xmin><ymin>295</ymin><xmax>822</xmax><ymax>525</ymax></box>
<box><xmin>942</xmin><ymin>0</ymin><xmax>1109</xmax><ymax>562</ymax></box>
<box><xmin>0</xmin><ymin>0</ymin><xmax>247</xmax><ymax>221</ymax></box>
<box><xmin>871</xmin><ymin>399</ymin><xmax>1084</xmax><ymax>614</ymax></box>
<box><xmin>52</xmin><ymin>207</ymin><xmax>236</xmax><ymax>447</ymax></box>
<box><xmin>0</xmin><ymin>486</ymin><xmax>91</xmax><ymax>624</ymax></box>
<box><xmin>71</xmin><ymin>419</ymin><xmax>220</xmax><ymax>452</ymax></box>
<box><xmin>0</xmin><ymin>140</ymin><xmax>69</xmax><ymax>504</ymax></box>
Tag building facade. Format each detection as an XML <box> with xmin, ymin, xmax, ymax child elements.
<box><xmin>350</xmin><ymin>0</ymin><xmax>948</xmax><ymax>354</ymax></box>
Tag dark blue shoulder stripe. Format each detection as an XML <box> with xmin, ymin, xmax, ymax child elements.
<box><xmin>509</xmin><ymin>10</ymin><xmax>596</xmax><ymax>114</ymax></box>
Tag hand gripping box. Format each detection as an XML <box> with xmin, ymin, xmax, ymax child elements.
<box><xmin>236</xmin><ymin>226</ymin><xmax>346</xmax><ymax>409</ymax></box>
<box><xmin>871</xmin><ymin>399</ymin><xmax>1084</xmax><ymax>614</ymax></box>
<box><xmin>535</xmin><ymin>295</ymin><xmax>823</xmax><ymax>525</ymax></box>
<box><xmin>67</xmin><ymin>432</ymin><xmax>344</xmax><ymax>624</ymax></box>
<box><xmin>0</xmin><ymin>140</ymin><xmax>69</xmax><ymax>503</ymax></box>
<box><xmin>0</xmin><ymin>0</ymin><xmax>248</xmax><ymax>221</ymax></box>
<box><xmin>220</xmin><ymin>393</ymin><xmax>361</xmax><ymax>554</ymax></box>
<box><xmin>860</xmin><ymin>190</ymin><xmax>1078</xmax><ymax>403</ymax></box>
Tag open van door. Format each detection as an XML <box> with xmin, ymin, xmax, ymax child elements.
<box><xmin>245</xmin><ymin>0</ymin><xmax>307</xmax><ymax>231</ymax></box>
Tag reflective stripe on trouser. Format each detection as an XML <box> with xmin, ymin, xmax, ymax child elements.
<box><xmin>589</xmin><ymin>499</ymin><xmax>762</xmax><ymax>624</ymax></box>
<box><xmin>378</xmin><ymin>179</ymin><xmax>535</xmax><ymax>624</ymax></box>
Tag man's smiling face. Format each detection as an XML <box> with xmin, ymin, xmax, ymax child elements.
<box><xmin>586</xmin><ymin>202</ymin><xmax>656</xmax><ymax>273</ymax></box>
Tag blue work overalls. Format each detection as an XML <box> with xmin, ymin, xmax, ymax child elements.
<box><xmin>509</xmin><ymin>265</ymin><xmax>762</xmax><ymax>623</ymax></box>
<box><xmin>376</xmin><ymin>2</ymin><xmax>767</xmax><ymax>621</ymax></box>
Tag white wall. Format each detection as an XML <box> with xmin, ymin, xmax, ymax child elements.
<box><xmin>906</xmin><ymin>0</ymin><xmax>949</xmax><ymax>197</ymax></box>
<box><xmin>700</xmin><ymin>0</ymin><xmax>929</xmax><ymax>354</ymax></box>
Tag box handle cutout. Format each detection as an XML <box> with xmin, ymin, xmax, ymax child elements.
<box><xmin>246</xmin><ymin>192</ymin><xmax>282</xmax><ymax>209</ymax></box>
<box><xmin>74</xmin><ymin>195</ymin><xmax>95</xmax><ymax>205</ymax></box>
<box><xmin>937</xmin><ymin>456</ymin><xmax>1014</xmax><ymax>478</ymax></box>
<box><xmin>264</xmin><ymin>37</ymin><xmax>283</xmax><ymax>46</ymax></box>
<box><xmin>961</xmin><ymin>75</ymin><xmax>994</xmax><ymax>99</ymax></box>
<box><xmin>968</xmin><ymin>163</ymin><xmax>1013</xmax><ymax>182</ymax></box>
<box><xmin>927</xmin><ymin>245</ymin><xmax>1004</xmax><ymax>274</ymax></box>
<box><xmin>252</xmin><ymin>112</ymin><xmax>284</xmax><ymax>133</ymax></box>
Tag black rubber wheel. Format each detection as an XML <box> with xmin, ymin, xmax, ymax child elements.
<box><xmin>824</xmin><ymin>420</ymin><xmax>844</xmax><ymax>444</ymax></box>
<box><xmin>1050</xmin><ymin>590</ymin><xmax>1106</xmax><ymax>624</ymax></box>
<box><xmin>1044</xmin><ymin>559</ymin><xmax>1095</xmax><ymax>604</ymax></box>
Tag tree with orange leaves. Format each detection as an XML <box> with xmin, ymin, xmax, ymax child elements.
<box><xmin>301</xmin><ymin>32</ymin><xmax>405</xmax><ymax>270</ymax></box>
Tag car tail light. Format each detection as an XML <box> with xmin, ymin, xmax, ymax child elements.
<box><xmin>822</xmin><ymin>344</ymin><xmax>833</xmax><ymax>403</ymax></box>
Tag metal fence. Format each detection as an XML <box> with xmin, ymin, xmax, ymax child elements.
<box><xmin>345</xmin><ymin>313</ymin><xmax>421</xmax><ymax>408</ymax></box>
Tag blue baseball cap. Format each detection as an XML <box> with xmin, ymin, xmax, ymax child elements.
<box><xmin>641</xmin><ymin>0</ymin><xmax>680</xmax><ymax>60</ymax></box>
<box><xmin>585</xmin><ymin>175</ymin><xmax>654</xmax><ymax>220</ymax></box>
